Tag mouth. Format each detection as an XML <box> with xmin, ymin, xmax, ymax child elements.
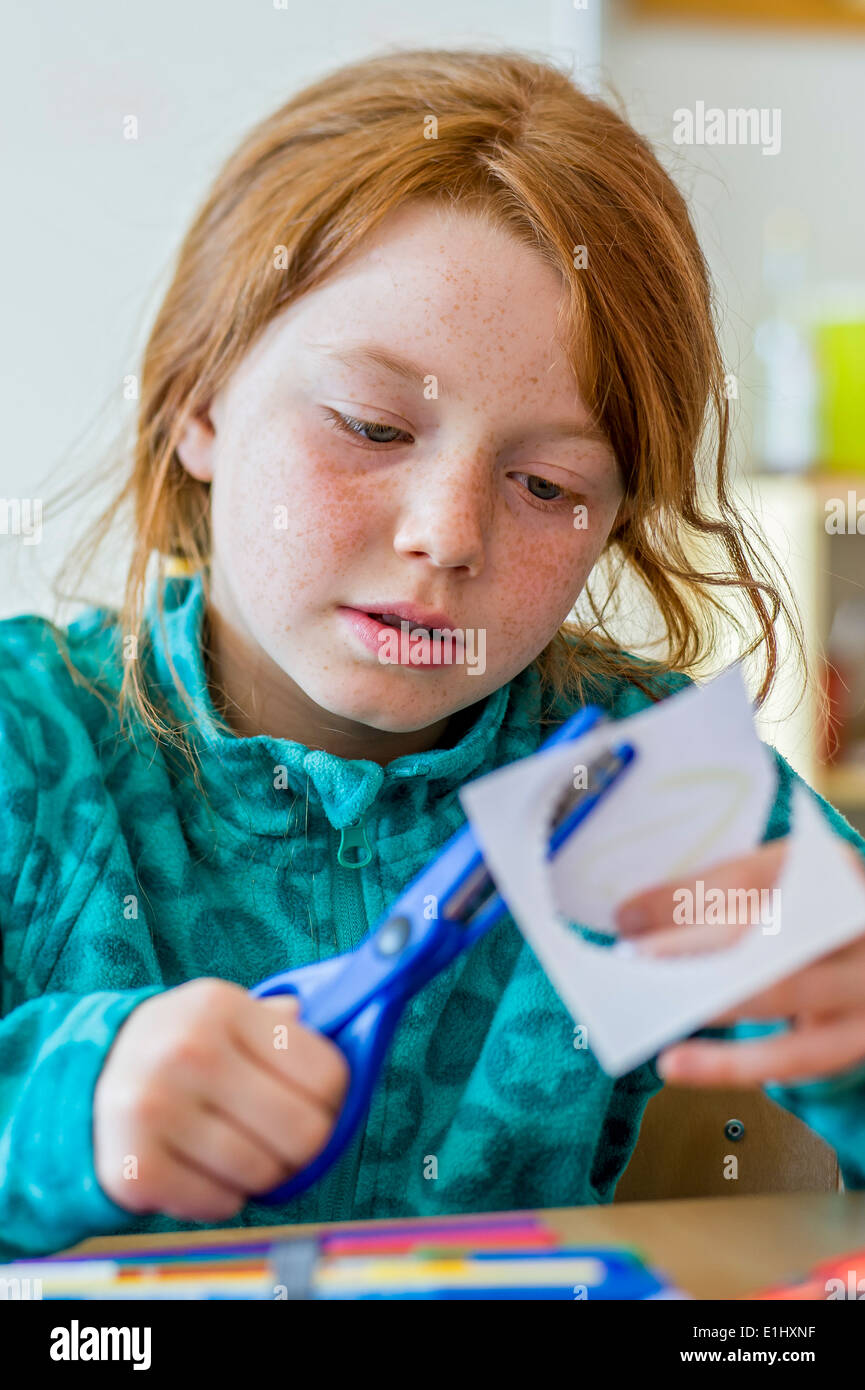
<box><xmin>346</xmin><ymin>602</ymin><xmax>457</xmax><ymax>631</ymax></box>
<box><xmin>337</xmin><ymin>606</ymin><xmax>464</xmax><ymax>668</ymax></box>
<box><xmin>365</xmin><ymin>611</ymin><xmax>433</xmax><ymax>634</ymax></box>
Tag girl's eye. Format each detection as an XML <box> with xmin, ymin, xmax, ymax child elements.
<box><xmin>325</xmin><ymin>409</ymin><xmax>413</xmax><ymax>446</ymax></box>
<box><xmin>512</xmin><ymin>472</ymin><xmax>573</xmax><ymax>510</ymax></box>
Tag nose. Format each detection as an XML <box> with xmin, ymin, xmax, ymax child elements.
<box><xmin>392</xmin><ymin>452</ymin><xmax>491</xmax><ymax>574</ymax></box>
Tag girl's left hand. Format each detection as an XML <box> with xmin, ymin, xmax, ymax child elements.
<box><xmin>614</xmin><ymin>836</ymin><xmax>865</xmax><ymax>1088</ymax></box>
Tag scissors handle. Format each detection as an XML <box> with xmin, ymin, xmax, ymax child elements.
<box><xmin>253</xmin><ymin>971</ymin><xmax>406</xmax><ymax>1202</ymax></box>
<box><xmin>249</xmin><ymin>703</ymin><xmax>631</xmax><ymax>1204</ymax></box>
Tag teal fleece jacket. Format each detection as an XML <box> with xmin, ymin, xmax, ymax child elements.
<box><xmin>2</xmin><ymin>569</ymin><xmax>865</xmax><ymax>1259</ymax></box>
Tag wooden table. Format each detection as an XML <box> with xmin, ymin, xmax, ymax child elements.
<box><xmin>72</xmin><ymin>1191</ymin><xmax>865</xmax><ymax>1299</ymax></box>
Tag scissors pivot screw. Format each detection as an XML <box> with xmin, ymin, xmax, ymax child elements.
<box><xmin>374</xmin><ymin>914</ymin><xmax>411</xmax><ymax>956</ymax></box>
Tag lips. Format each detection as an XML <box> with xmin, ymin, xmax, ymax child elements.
<box><xmin>338</xmin><ymin>606</ymin><xmax>461</xmax><ymax>669</ymax></box>
<box><xmin>350</xmin><ymin>601</ymin><xmax>456</xmax><ymax>630</ymax></box>
<box><xmin>370</xmin><ymin>612</ymin><xmax>432</xmax><ymax>634</ymax></box>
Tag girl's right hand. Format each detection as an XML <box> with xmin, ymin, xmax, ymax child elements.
<box><xmin>93</xmin><ymin>977</ymin><xmax>350</xmax><ymax>1221</ymax></box>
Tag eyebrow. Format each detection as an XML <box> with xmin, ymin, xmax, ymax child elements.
<box><xmin>307</xmin><ymin>340</ymin><xmax>610</xmax><ymax>445</ymax></box>
<box><xmin>309</xmin><ymin>341</ymin><xmax>432</xmax><ymax>393</ymax></box>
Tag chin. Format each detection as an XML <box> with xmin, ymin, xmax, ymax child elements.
<box><xmin>312</xmin><ymin>690</ymin><xmax>450</xmax><ymax>736</ymax></box>
<box><xmin>342</xmin><ymin>707</ymin><xmax>446</xmax><ymax>735</ymax></box>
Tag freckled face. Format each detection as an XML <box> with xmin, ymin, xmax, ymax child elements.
<box><xmin>199</xmin><ymin>201</ymin><xmax>625</xmax><ymax>734</ymax></box>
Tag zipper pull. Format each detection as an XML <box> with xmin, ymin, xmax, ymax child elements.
<box><xmin>337</xmin><ymin>813</ymin><xmax>372</xmax><ymax>868</ymax></box>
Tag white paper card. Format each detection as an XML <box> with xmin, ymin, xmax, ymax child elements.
<box><xmin>459</xmin><ymin>665</ymin><xmax>865</xmax><ymax>1075</ymax></box>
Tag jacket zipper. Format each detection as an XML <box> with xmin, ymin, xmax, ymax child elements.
<box><xmin>320</xmin><ymin>809</ymin><xmax>372</xmax><ymax>1221</ymax></box>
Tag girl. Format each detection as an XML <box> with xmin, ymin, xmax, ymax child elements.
<box><xmin>2</xmin><ymin>46</ymin><xmax>864</xmax><ymax>1260</ymax></box>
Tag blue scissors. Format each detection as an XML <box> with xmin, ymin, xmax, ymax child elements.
<box><xmin>249</xmin><ymin>704</ymin><xmax>636</xmax><ymax>1204</ymax></box>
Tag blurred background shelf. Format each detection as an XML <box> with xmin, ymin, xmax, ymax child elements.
<box><xmin>816</xmin><ymin>765</ymin><xmax>865</xmax><ymax>809</ymax></box>
<box><xmin>744</xmin><ymin>470</ymin><xmax>865</xmax><ymax>831</ymax></box>
<box><xmin>628</xmin><ymin>0</ymin><xmax>865</xmax><ymax>31</ymax></box>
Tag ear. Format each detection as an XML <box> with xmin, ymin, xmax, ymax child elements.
<box><xmin>175</xmin><ymin>405</ymin><xmax>217</xmax><ymax>483</ymax></box>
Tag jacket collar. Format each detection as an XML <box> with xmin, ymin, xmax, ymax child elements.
<box><xmin>142</xmin><ymin>567</ymin><xmax>543</xmax><ymax>837</ymax></box>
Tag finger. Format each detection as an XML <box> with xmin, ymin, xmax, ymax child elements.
<box><xmin>164</xmin><ymin>1103</ymin><xmax>292</xmax><ymax>1199</ymax></box>
<box><xmin>233</xmin><ymin>995</ymin><xmax>350</xmax><ymax>1115</ymax></box>
<box><xmin>152</xmin><ymin>1138</ymin><xmax>248</xmax><ymax>1223</ymax></box>
<box><xmin>657</xmin><ymin>1009</ymin><xmax>865</xmax><ymax>1086</ymax></box>
<box><xmin>197</xmin><ymin>1048</ymin><xmax>341</xmax><ymax>1172</ymax></box>
<box><xmin>704</xmin><ymin>938</ymin><xmax>865</xmax><ymax>1023</ymax></box>
<box><xmin>629</xmin><ymin>920</ymin><xmax>750</xmax><ymax>956</ymax></box>
<box><xmin>615</xmin><ymin>839</ymin><xmax>788</xmax><ymax>936</ymax></box>
<box><xmin>259</xmin><ymin>994</ymin><xmax>301</xmax><ymax>1015</ymax></box>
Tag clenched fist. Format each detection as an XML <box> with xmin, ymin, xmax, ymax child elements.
<box><xmin>93</xmin><ymin>977</ymin><xmax>349</xmax><ymax>1221</ymax></box>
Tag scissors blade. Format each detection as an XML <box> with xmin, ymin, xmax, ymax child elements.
<box><xmin>441</xmin><ymin>740</ymin><xmax>635</xmax><ymax>928</ymax></box>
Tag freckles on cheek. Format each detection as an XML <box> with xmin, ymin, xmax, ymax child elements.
<box><xmin>319</xmin><ymin>490</ymin><xmax>382</xmax><ymax>575</ymax></box>
<box><xmin>512</xmin><ymin>530</ymin><xmax>590</xmax><ymax>611</ymax></box>
<box><xmin>488</xmin><ymin>541</ymin><xmax>583</xmax><ymax>662</ymax></box>
<box><xmin>222</xmin><ymin>443</ymin><xmax>384</xmax><ymax>603</ymax></box>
